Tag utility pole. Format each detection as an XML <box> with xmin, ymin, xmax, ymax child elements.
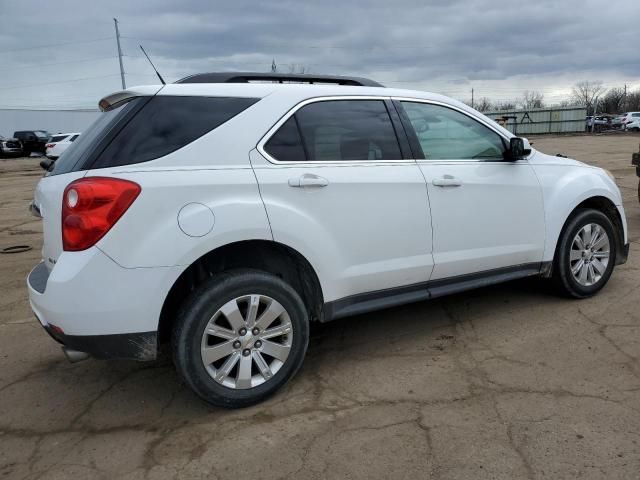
<box><xmin>113</xmin><ymin>18</ymin><xmax>126</xmax><ymax>89</ymax></box>
<box><xmin>471</xmin><ymin>88</ymin><xmax>474</xmax><ymax>108</ymax></box>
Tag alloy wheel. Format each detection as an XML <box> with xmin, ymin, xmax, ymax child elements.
<box><xmin>569</xmin><ymin>223</ymin><xmax>610</xmax><ymax>287</ymax></box>
<box><xmin>200</xmin><ymin>294</ymin><xmax>293</xmax><ymax>389</ymax></box>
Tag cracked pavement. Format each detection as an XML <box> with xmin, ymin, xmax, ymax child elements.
<box><xmin>1</xmin><ymin>134</ymin><xmax>640</xmax><ymax>479</ymax></box>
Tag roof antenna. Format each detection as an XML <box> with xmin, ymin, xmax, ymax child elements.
<box><xmin>139</xmin><ymin>45</ymin><xmax>166</xmax><ymax>85</ymax></box>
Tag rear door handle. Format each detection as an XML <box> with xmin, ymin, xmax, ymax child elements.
<box><xmin>288</xmin><ymin>174</ymin><xmax>329</xmax><ymax>188</ymax></box>
<box><xmin>432</xmin><ymin>175</ymin><xmax>462</xmax><ymax>187</ymax></box>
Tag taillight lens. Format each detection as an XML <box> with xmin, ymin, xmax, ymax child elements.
<box><xmin>62</xmin><ymin>177</ymin><xmax>141</xmax><ymax>251</ymax></box>
<box><xmin>46</xmin><ymin>143</ymin><xmax>55</xmax><ymax>148</ymax></box>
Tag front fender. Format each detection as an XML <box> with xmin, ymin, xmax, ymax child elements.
<box><xmin>532</xmin><ymin>163</ymin><xmax>625</xmax><ymax>262</ymax></box>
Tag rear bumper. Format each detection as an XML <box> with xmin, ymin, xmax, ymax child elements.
<box><xmin>42</xmin><ymin>323</ymin><xmax>157</xmax><ymax>360</ymax></box>
<box><xmin>27</xmin><ymin>248</ymin><xmax>182</xmax><ymax>360</ymax></box>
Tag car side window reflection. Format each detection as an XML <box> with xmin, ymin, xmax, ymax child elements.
<box><xmin>401</xmin><ymin>102</ymin><xmax>506</xmax><ymax>160</ymax></box>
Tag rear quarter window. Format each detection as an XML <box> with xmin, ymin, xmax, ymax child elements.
<box><xmin>91</xmin><ymin>96</ymin><xmax>259</xmax><ymax>169</ymax></box>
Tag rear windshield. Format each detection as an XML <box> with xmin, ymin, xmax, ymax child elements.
<box><xmin>50</xmin><ymin>135</ymin><xmax>69</xmax><ymax>143</ymax></box>
<box><xmin>50</xmin><ymin>98</ymin><xmax>144</xmax><ymax>175</ymax></box>
<box><xmin>50</xmin><ymin>96</ymin><xmax>258</xmax><ymax>175</ymax></box>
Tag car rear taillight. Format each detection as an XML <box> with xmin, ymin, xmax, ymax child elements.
<box><xmin>46</xmin><ymin>143</ymin><xmax>55</xmax><ymax>148</ymax></box>
<box><xmin>62</xmin><ymin>177</ymin><xmax>141</xmax><ymax>251</ymax></box>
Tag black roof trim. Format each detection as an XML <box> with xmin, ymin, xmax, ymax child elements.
<box><xmin>175</xmin><ymin>72</ymin><xmax>383</xmax><ymax>88</ymax></box>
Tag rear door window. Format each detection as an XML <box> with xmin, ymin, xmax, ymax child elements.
<box><xmin>91</xmin><ymin>96</ymin><xmax>259</xmax><ymax>169</ymax></box>
<box><xmin>295</xmin><ymin>100</ymin><xmax>402</xmax><ymax>161</ymax></box>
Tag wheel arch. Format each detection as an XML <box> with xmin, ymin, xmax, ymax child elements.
<box><xmin>547</xmin><ymin>195</ymin><xmax>625</xmax><ymax>275</ymax></box>
<box><xmin>158</xmin><ymin>240</ymin><xmax>324</xmax><ymax>344</ymax></box>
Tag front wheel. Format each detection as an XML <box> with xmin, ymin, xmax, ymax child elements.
<box><xmin>172</xmin><ymin>270</ymin><xmax>309</xmax><ymax>408</ymax></box>
<box><xmin>552</xmin><ymin>209</ymin><xmax>617</xmax><ymax>298</ymax></box>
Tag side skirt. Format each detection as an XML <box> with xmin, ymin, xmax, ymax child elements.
<box><xmin>322</xmin><ymin>262</ymin><xmax>547</xmax><ymax>322</ymax></box>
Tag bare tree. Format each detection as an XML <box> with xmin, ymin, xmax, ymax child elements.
<box><xmin>601</xmin><ymin>87</ymin><xmax>626</xmax><ymax>114</ymax></box>
<box><xmin>287</xmin><ymin>64</ymin><xmax>309</xmax><ymax>74</ymax></box>
<box><xmin>474</xmin><ymin>97</ymin><xmax>493</xmax><ymax>112</ymax></box>
<box><xmin>494</xmin><ymin>101</ymin><xmax>516</xmax><ymax>111</ymax></box>
<box><xmin>571</xmin><ymin>81</ymin><xmax>606</xmax><ymax>115</ymax></box>
<box><xmin>519</xmin><ymin>90</ymin><xmax>545</xmax><ymax>110</ymax></box>
<box><xmin>557</xmin><ymin>99</ymin><xmax>577</xmax><ymax>108</ymax></box>
<box><xmin>626</xmin><ymin>89</ymin><xmax>640</xmax><ymax>111</ymax></box>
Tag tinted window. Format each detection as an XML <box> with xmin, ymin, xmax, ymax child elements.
<box><xmin>92</xmin><ymin>96</ymin><xmax>258</xmax><ymax>169</ymax></box>
<box><xmin>294</xmin><ymin>100</ymin><xmax>402</xmax><ymax>161</ymax></box>
<box><xmin>401</xmin><ymin>102</ymin><xmax>505</xmax><ymax>160</ymax></box>
<box><xmin>264</xmin><ymin>116</ymin><xmax>306</xmax><ymax>161</ymax></box>
<box><xmin>633</xmin><ymin>113</ymin><xmax>640</xmax><ymax>117</ymax></box>
<box><xmin>50</xmin><ymin>135</ymin><xmax>68</xmax><ymax>143</ymax></box>
<box><xmin>51</xmin><ymin>98</ymin><xmax>143</xmax><ymax>176</ymax></box>
<box><xmin>70</xmin><ymin>135</ymin><xmax>79</xmax><ymax>142</ymax></box>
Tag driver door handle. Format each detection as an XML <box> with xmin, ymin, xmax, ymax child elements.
<box><xmin>432</xmin><ymin>175</ymin><xmax>463</xmax><ymax>187</ymax></box>
<box><xmin>288</xmin><ymin>174</ymin><xmax>329</xmax><ymax>188</ymax></box>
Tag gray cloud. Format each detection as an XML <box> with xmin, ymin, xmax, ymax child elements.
<box><xmin>0</xmin><ymin>0</ymin><xmax>638</xmax><ymax>109</ymax></box>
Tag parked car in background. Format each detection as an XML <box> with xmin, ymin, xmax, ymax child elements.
<box><xmin>0</xmin><ymin>135</ymin><xmax>23</xmax><ymax>157</ymax></box>
<box><xmin>14</xmin><ymin>130</ymin><xmax>50</xmax><ymax>156</ymax></box>
<box><xmin>585</xmin><ymin>116</ymin><xmax>610</xmax><ymax>132</ymax></box>
<box><xmin>622</xmin><ymin>113</ymin><xmax>640</xmax><ymax>129</ymax></box>
<box><xmin>45</xmin><ymin>133</ymin><xmax>81</xmax><ymax>159</ymax></box>
<box><xmin>625</xmin><ymin>119</ymin><xmax>640</xmax><ymax>132</ymax></box>
<box><xmin>27</xmin><ymin>72</ymin><xmax>628</xmax><ymax>408</ymax></box>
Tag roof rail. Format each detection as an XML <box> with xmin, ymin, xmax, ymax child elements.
<box><xmin>175</xmin><ymin>72</ymin><xmax>383</xmax><ymax>88</ymax></box>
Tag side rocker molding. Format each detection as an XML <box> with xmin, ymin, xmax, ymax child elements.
<box><xmin>323</xmin><ymin>263</ymin><xmax>545</xmax><ymax>322</ymax></box>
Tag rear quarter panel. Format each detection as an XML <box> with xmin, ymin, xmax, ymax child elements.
<box><xmin>92</xmin><ymin>165</ymin><xmax>272</xmax><ymax>269</ymax></box>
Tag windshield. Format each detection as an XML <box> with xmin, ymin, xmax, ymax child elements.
<box><xmin>50</xmin><ymin>98</ymin><xmax>145</xmax><ymax>175</ymax></box>
<box><xmin>35</xmin><ymin>131</ymin><xmax>49</xmax><ymax>139</ymax></box>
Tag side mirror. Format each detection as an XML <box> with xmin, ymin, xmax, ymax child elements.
<box><xmin>508</xmin><ymin>137</ymin><xmax>530</xmax><ymax>160</ymax></box>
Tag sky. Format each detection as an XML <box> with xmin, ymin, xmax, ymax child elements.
<box><xmin>0</xmin><ymin>0</ymin><xmax>639</xmax><ymax>110</ymax></box>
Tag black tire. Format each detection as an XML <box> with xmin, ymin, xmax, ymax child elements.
<box><xmin>552</xmin><ymin>209</ymin><xmax>617</xmax><ymax>298</ymax></box>
<box><xmin>172</xmin><ymin>269</ymin><xmax>309</xmax><ymax>408</ymax></box>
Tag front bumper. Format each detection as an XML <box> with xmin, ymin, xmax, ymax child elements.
<box><xmin>27</xmin><ymin>248</ymin><xmax>181</xmax><ymax>360</ymax></box>
<box><xmin>1</xmin><ymin>147</ymin><xmax>22</xmax><ymax>155</ymax></box>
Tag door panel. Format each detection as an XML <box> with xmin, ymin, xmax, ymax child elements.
<box><xmin>252</xmin><ymin>153</ymin><xmax>433</xmax><ymax>302</ymax></box>
<box><xmin>396</xmin><ymin>100</ymin><xmax>545</xmax><ymax>280</ymax></box>
<box><xmin>420</xmin><ymin>160</ymin><xmax>545</xmax><ymax>279</ymax></box>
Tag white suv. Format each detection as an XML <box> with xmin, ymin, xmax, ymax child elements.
<box><xmin>27</xmin><ymin>73</ymin><xmax>629</xmax><ymax>407</ymax></box>
<box><xmin>45</xmin><ymin>132</ymin><xmax>81</xmax><ymax>159</ymax></box>
<box><xmin>622</xmin><ymin>112</ymin><xmax>640</xmax><ymax>129</ymax></box>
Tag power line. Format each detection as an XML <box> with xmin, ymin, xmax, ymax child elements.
<box><xmin>8</xmin><ymin>55</ymin><xmax>119</xmax><ymax>71</ymax></box>
<box><xmin>0</xmin><ymin>74</ymin><xmax>121</xmax><ymax>91</ymax></box>
<box><xmin>0</xmin><ymin>36</ymin><xmax>112</xmax><ymax>55</ymax></box>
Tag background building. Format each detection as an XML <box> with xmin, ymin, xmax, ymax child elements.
<box><xmin>0</xmin><ymin>108</ymin><xmax>99</xmax><ymax>137</ymax></box>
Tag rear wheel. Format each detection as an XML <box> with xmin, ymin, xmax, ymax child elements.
<box><xmin>552</xmin><ymin>209</ymin><xmax>616</xmax><ymax>298</ymax></box>
<box><xmin>172</xmin><ymin>270</ymin><xmax>309</xmax><ymax>408</ymax></box>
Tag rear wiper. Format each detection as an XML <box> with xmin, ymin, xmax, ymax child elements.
<box><xmin>39</xmin><ymin>158</ymin><xmax>54</xmax><ymax>171</ymax></box>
